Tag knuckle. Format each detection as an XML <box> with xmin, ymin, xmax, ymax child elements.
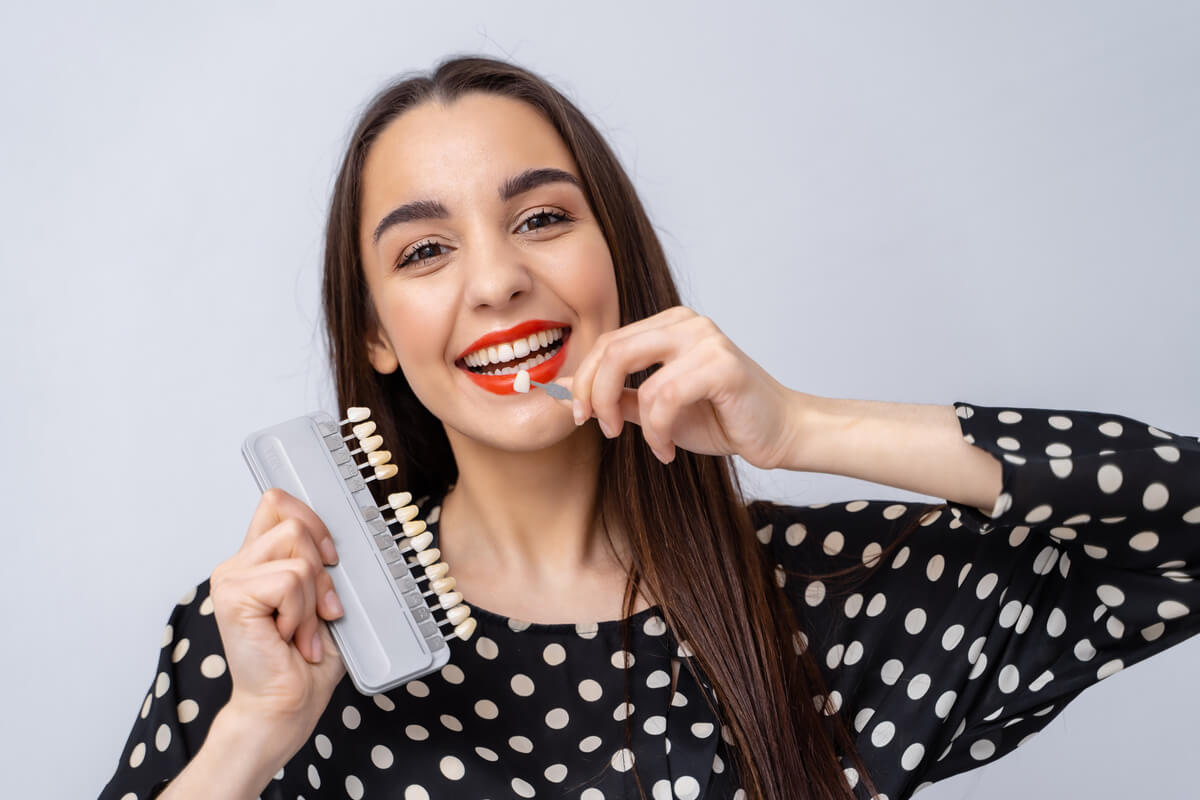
<box><xmin>261</xmin><ymin>487</ymin><xmax>289</xmax><ymax>507</ymax></box>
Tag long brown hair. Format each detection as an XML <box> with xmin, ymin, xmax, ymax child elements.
<box><xmin>320</xmin><ymin>54</ymin><xmax>939</xmax><ymax>799</ymax></box>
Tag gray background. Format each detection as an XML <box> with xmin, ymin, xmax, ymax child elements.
<box><xmin>2</xmin><ymin>2</ymin><xmax>1197</xmax><ymax>798</ymax></box>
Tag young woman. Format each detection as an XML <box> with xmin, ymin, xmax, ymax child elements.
<box><xmin>100</xmin><ymin>56</ymin><xmax>1200</xmax><ymax>800</ymax></box>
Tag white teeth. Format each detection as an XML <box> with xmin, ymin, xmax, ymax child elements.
<box><xmin>463</xmin><ymin>327</ymin><xmax>565</xmax><ymax>368</ymax></box>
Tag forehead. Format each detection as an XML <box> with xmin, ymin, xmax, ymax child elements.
<box><xmin>360</xmin><ymin>92</ymin><xmax>579</xmax><ymax>219</ymax></box>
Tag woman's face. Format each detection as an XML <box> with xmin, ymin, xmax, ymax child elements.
<box><xmin>358</xmin><ymin>92</ymin><xmax>620</xmax><ymax>453</ymax></box>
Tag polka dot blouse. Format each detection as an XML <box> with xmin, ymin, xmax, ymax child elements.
<box><xmin>99</xmin><ymin>401</ymin><xmax>1200</xmax><ymax>800</ymax></box>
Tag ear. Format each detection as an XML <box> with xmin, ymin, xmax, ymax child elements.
<box><xmin>365</xmin><ymin>321</ymin><xmax>400</xmax><ymax>374</ymax></box>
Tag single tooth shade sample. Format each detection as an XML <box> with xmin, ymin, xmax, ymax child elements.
<box><xmin>374</xmin><ymin>463</ymin><xmax>398</xmax><ymax>480</ymax></box>
<box><xmin>352</xmin><ymin>420</ymin><xmax>376</xmax><ymax>438</ymax></box>
<box><xmin>410</xmin><ymin>531</ymin><xmax>434</xmax><ymax>551</ymax></box>
<box><xmin>402</xmin><ymin>520</ymin><xmax>427</xmax><ymax>536</ymax></box>
<box><xmin>439</xmin><ymin>591</ymin><xmax>464</xmax><ymax>610</ymax></box>
<box><xmin>454</xmin><ymin>617</ymin><xmax>477</xmax><ymax>640</ymax></box>
<box><xmin>447</xmin><ymin>605</ymin><xmax>470</xmax><ymax>625</ymax></box>
<box><xmin>387</xmin><ymin>491</ymin><xmax>413</xmax><ymax>509</ymax></box>
<box><xmin>432</xmin><ymin>577</ymin><xmax>457</xmax><ymax>594</ymax></box>
<box><xmin>367</xmin><ymin>450</ymin><xmax>391</xmax><ymax>467</ymax></box>
<box><xmin>513</xmin><ymin>369</ymin><xmax>531</xmax><ymax>393</ymax></box>
<box><xmin>396</xmin><ymin>505</ymin><xmax>419</xmax><ymax>523</ymax></box>
<box><xmin>425</xmin><ymin>562</ymin><xmax>450</xmax><ymax>580</ymax></box>
<box><xmin>416</xmin><ymin>548</ymin><xmax>441</xmax><ymax>567</ymax></box>
<box><xmin>347</xmin><ymin>406</ymin><xmax>370</xmax><ymax>423</ymax></box>
<box><xmin>360</xmin><ymin>434</ymin><xmax>383</xmax><ymax>452</ymax></box>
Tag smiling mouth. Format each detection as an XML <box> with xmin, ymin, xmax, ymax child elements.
<box><xmin>456</xmin><ymin>327</ymin><xmax>570</xmax><ymax>376</ymax></box>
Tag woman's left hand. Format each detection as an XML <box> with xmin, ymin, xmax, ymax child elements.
<box><xmin>557</xmin><ymin>305</ymin><xmax>803</xmax><ymax>468</ymax></box>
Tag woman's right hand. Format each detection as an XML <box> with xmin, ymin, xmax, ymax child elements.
<box><xmin>208</xmin><ymin>488</ymin><xmax>348</xmax><ymax>759</ymax></box>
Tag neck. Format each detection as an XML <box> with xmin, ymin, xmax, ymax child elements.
<box><xmin>438</xmin><ymin>423</ymin><xmax>626</xmax><ymax>582</ymax></box>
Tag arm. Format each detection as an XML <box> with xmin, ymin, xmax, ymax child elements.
<box><xmin>156</xmin><ymin>707</ymin><xmax>284</xmax><ymax>800</ymax></box>
<box><xmin>785</xmin><ymin>392</ymin><xmax>1003</xmax><ymax>512</ymax></box>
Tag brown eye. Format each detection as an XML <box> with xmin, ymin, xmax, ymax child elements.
<box><xmin>396</xmin><ymin>240</ymin><xmax>448</xmax><ymax>269</ymax></box>
<box><xmin>515</xmin><ymin>209</ymin><xmax>573</xmax><ymax>234</ymax></box>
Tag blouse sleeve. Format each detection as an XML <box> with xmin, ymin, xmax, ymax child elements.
<box><xmin>752</xmin><ymin>400</ymin><xmax>1200</xmax><ymax>799</ymax></box>
<box><xmin>97</xmin><ymin>579</ymin><xmax>232</xmax><ymax>800</ymax></box>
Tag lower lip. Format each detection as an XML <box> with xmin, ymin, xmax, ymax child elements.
<box><xmin>459</xmin><ymin>334</ymin><xmax>570</xmax><ymax>396</ymax></box>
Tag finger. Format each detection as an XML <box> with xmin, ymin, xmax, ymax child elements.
<box><xmin>635</xmin><ymin>348</ymin><xmax>725</xmax><ymax>462</ymax></box>
<box><xmin>589</xmin><ymin>327</ymin><xmax>683</xmax><ymax>439</ymax></box>
<box><xmin>269</xmin><ymin>558</ymin><xmax>321</xmax><ymax>662</ymax></box>
<box><xmin>220</xmin><ymin>558</ymin><xmax>320</xmax><ymax>662</ymax></box>
<box><xmin>570</xmin><ymin>306</ymin><xmax>695</xmax><ymax>424</ymax></box>
<box><xmin>243</xmin><ymin>518</ymin><xmax>343</xmax><ymax>620</ymax></box>
<box><xmin>244</xmin><ymin>489</ymin><xmax>338</xmax><ymax>566</ymax></box>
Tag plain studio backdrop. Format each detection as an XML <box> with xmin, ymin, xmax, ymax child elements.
<box><xmin>1</xmin><ymin>2</ymin><xmax>1197</xmax><ymax>798</ymax></box>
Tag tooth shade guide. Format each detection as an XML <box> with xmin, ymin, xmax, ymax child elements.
<box><xmin>243</xmin><ymin>406</ymin><xmax>474</xmax><ymax>691</ymax></box>
<box><xmin>513</xmin><ymin>370</ymin><xmax>531</xmax><ymax>393</ymax></box>
<box><xmin>339</xmin><ymin>406</ymin><xmax>370</xmax><ymax>425</ymax></box>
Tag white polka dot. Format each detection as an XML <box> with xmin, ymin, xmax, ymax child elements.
<box><xmin>403</xmin><ymin>785</ymin><xmax>428</xmax><ymax>800</ymax></box>
<box><xmin>997</xmin><ymin>410</ymin><xmax>1022</xmax><ymax>424</ymax></box>
<box><xmin>373</xmin><ymin>693</ymin><xmax>396</xmax><ymax>712</ymax></box>
<box><xmin>171</xmin><ymin>639</ymin><xmax>190</xmax><ymax>663</ymax></box>
<box><xmin>1046</xmin><ymin>608</ymin><xmax>1067</xmax><ymax>637</ymax></box>
<box><xmin>199</xmin><ymin>654</ymin><xmax>226</xmax><ymax>679</ymax></box>
<box><xmin>644</xmin><ymin>615</ymin><xmax>667</xmax><ymax>636</ymax></box>
<box><xmin>541</xmin><ymin>643</ymin><xmax>566</xmax><ymax>665</ymax></box>
<box><xmin>612</xmin><ymin>748</ymin><xmax>635</xmax><ymax>771</ymax></box>
<box><xmin>440</xmin><ymin>713</ymin><xmax>463</xmax><ymax>732</ymax></box>
<box><xmin>199</xmin><ymin>595</ymin><xmax>214</xmax><ymax>615</ymax></box>
<box><xmin>475</xmin><ymin>636</ymin><xmax>499</xmax><ymax>659</ymax></box>
<box><xmin>904</xmin><ymin>608</ymin><xmax>927</xmax><ymax>634</ymax></box>
<box><xmin>646</xmin><ymin>669</ymin><xmax>670</xmax><ymax>689</ymax></box>
<box><xmin>545</xmin><ymin>708</ymin><xmax>570</xmax><ymax>729</ymax></box>
<box><xmin>1097</xmin><ymin>659</ymin><xmax>1124</xmax><ymax>680</ymax></box>
<box><xmin>611</xmin><ymin>650</ymin><xmax>635</xmax><ymax>668</ymax></box>
<box><xmin>866</xmin><ymin>593</ymin><xmax>887</xmax><ymax>617</ymax></box>
<box><xmin>544</xmin><ymin>763</ymin><xmax>568</xmax><ymax>783</ymax></box>
<box><xmin>508</xmin><ymin>618</ymin><xmax>531</xmax><ymax>632</ymax></box>
<box><xmin>692</xmin><ymin>722</ymin><xmax>714</xmax><ymax>738</ymax></box>
<box><xmin>176</xmin><ymin>699</ymin><xmax>198</xmax><ymax>723</ymax></box>
<box><xmin>439</xmin><ymin>756</ymin><xmax>465</xmax><ymax>780</ymax></box>
<box><xmin>942</xmin><ymin>624</ymin><xmax>965</xmax><ymax>650</ymax></box>
<box><xmin>844</xmin><ymin>593</ymin><xmax>864</xmax><ymax>618</ymax></box>
<box><xmin>826</xmin><ymin>643</ymin><xmax>845</xmax><ymax>669</ymax></box>
<box><xmin>863</xmin><ymin>542</ymin><xmax>883</xmax><ymax>567</ymax></box>
<box><xmin>756</xmin><ymin>524</ymin><xmax>772</xmax><ymax>543</ymax></box>
<box><xmin>1050</xmin><ymin>458</ymin><xmax>1074</xmax><ymax>478</ymax></box>
<box><xmin>674</xmin><ymin>775</ymin><xmax>700</xmax><ymax>800</ymax></box>
<box><xmin>970</xmin><ymin>739</ymin><xmax>996</xmax><ymax>760</ymax></box>
<box><xmin>1030</xmin><ymin>670</ymin><xmax>1054</xmax><ymax>691</ymax></box>
<box><xmin>880</xmin><ymin>659</ymin><xmax>905</xmax><ymax>685</ymax></box>
<box><xmin>1144</xmin><ymin>483</ymin><xmax>1169</xmax><ymax>511</ymax></box>
<box><xmin>871</xmin><ymin>721</ymin><xmax>895</xmax><ymax>747</ymax></box>
<box><xmin>823</xmin><ymin>531</ymin><xmax>844</xmax><ymax>555</ymax></box>
<box><xmin>644</xmin><ymin>715</ymin><xmax>667</xmax><ymax>735</ymax></box>
<box><xmin>805</xmin><ymin>581</ymin><xmax>826</xmax><ymax>606</ymax></box>
<box><xmin>406</xmin><ymin>724</ymin><xmax>429</xmax><ymax>740</ymax></box>
<box><xmin>843</xmin><ymin>640</ymin><xmax>864</xmax><ymax>665</ymax></box>
<box><xmin>579</xmin><ymin>735</ymin><xmax>602</xmax><ymax>753</ymax></box>
<box><xmin>371</xmin><ymin>744</ymin><xmax>394</xmax><ymax>768</ymax></box>
<box><xmin>160</xmin><ymin>624</ymin><xmax>173</xmax><ymax>648</ymax></box>
<box><xmin>998</xmin><ymin>665</ymin><xmax>1020</xmax><ymax>694</ymax></box>
<box><xmin>576</xmin><ymin>621</ymin><xmax>598</xmax><ymax>639</ymax></box>
<box><xmin>935</xmin><ymin>691</ymin><xmax>957</xmax><ymax>719</ymax></box>
<box><xmin>1025</xmin><ymin>505</ymin><xmax>1053</xmax><ymax>524</ymax></box>
<box><xmin>128</xmin><ymin>742</ymin><xmax>145</xmax><ymax>768</ymax></box>
<box><xmin>440</xmin><ymin>663</ymin><xmax>464</xmax><ymax>684</ymax></box>
<box><xmin>1129</xmin><ymin>531</ymin><xmax>1159</xmax><ymax>551</ymax></box>
<box><xmin>342</xmin><ymin>705</ymin><xmax>361</xmax><ymax>729</ymax></box>
<box><xmin>1098</xmin><ymin>464</ymin><xmax>1123</xmax><ymax>493</ymax></box>
<box><xmin>907</xmin><ymin>674</ymin><xmax>931</xmax><ymax>700</ymax></box>
<box><xmin>139</xmin><ymin>693</ymin><xmax>152</xmax><ymax>720</ymax></box>
<box><xmin>509</xmin><ymin>735</ymin><xmax>533</xmax><ymax>753</ymax></box>
<box><xmin>1074</xmin><ymin>639</ymin><xmax>1097</xmax><ymax>661</ymax></box>
<box><xmin>155</xmin><ymin>722</ymin><xmax>172</xmax><ymax>751</ymax></box>
<box><xmin>511</xmin><ymin>674</ymin><xmax>535</xmax><ymax>696</ymax></box>
<box><xmin>902</xmin><ymin>743</ymin><xmax>926</xmax><ymax>771</ymax></box>
<box><xmin>976</xmin><ymin>573</ymin><xmax>998</xmax><ymax>600</ymax></box>
<box><xmin>474</xmin><ymin>700</ymin><xmax>498</xmax><ymax>720</ymax></box>
<box><xmin>854</xmin><ymin>707</ymin><xmax>875</xmax><ymax>732</ymax></box>
<box><xmin>578</xmin><ymin>678</ymin><xmax>603</xmax><ymax>701</ymax></box>
<box><xmin>926</xmin><ymin>555</ymin><xmax>945</xmax><ymax>582</ymax></box>
<box><xmin>785</xmin><ymin>522</ymin><xmax>807</xmax><ymax>546</ymax></box>
<box><xmin>177</xmin><ymin>586</ymin><xmax>197</xmax><ymax>605</ymax></box>
<box><xmin>581</xmin><ymin>790</ymin><xmax>604</xmax><ymax>800</ymax></box>
<box><xmin>315</xmin><ymin>733</ymin><xmax>332</xmax><ymax>758</ymax></box>
<box><xmin>1099</xmin><ymin>420</ymin><xmax>1124</xmax><ymax>437</ymax></box>
<box><xmin>614</xmin><ymin>701</ymin><xmax>634</xmax><ymax>721</ymax></box>
<box><xmin>476</xmin><ymin>746</ymin><xmax>499</xmax><ymax>761</ymax></box>
<box><xmin>1183</xmin><ymin>506</ymin><xmax>1200</xmax><ymax>524</ymax></box>
<box><xmin>996</xmin><ymin>436</ymin><xmax>1021</xmax><ymax>451</ymax></box>
<box><xmin>1159</xmin><ymin>600</ymin><xmax>1189</xmax><ymax>619</ymax></box>
<box><xmin>406</xmin><ymin>679</ymin><xmax>430</xmax><ymax>698</ymax></box>
<box><xmin>1093</xmin><ymin>584</ymin><xmax>1123</xmax><ymax>607</ymax></box>
<box><xmin>345</xmin><ymin>775</ymin><xmax>364</xmax><ymax>800</ymax></box>
<box><xmin>154</xmin><ymin>672</ymin><xmax>170</xmax><ymax>698</ymax></box>
<box><xmin>307</xmin><ymin>763</ymin><xmax>321</xmax><ymax>789</ymax></box>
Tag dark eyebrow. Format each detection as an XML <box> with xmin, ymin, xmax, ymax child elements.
<box><xmin>371</xmin><ymin>167</ymin><xmax>582</xmax><ymax>247</ymax></box>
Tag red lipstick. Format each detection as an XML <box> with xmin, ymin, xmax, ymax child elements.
<box><xmin>456</xmin><ymin>319</ymin><xmax>568</xmax><ymax>362</ymax></box>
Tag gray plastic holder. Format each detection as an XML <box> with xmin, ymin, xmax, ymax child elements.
<box><xmin>241</xmin><ymin>411</ymin><xmax>449</xmax><ymax>695</ymax></box>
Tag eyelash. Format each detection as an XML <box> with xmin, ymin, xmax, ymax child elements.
<box><xmin>395</xmin><ymin>208</ymin><xmax>576</xmax><ymax>270</ymax></box>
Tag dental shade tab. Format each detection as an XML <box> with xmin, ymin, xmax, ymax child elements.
<box><xmin>241</xmin><ymin>407</ymin><xmax>474</xmax><ymax>695</ymax></box>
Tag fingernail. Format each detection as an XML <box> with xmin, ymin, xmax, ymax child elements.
<box><xmin>572</xmin><ymin>400</ymin><xmax>584</xmax><ymax>426</ymax></box>
<box><xmin>598</xmin><ymin>419</ymin><xmax>614</xmax><ymax>438</ymax></box>
<box><xmin>320</xmin><ymin>538</ymin><xmax>338</xmax><ymax>564</ymax></box>
<box><xmin>311</xmin><ymin>632</ymin><xmax>323</xmax><ymax>663</ymax></box>
<box><xmin>325</xmin><ymin>589</ymin><xmax>343</xmax><ymax>618</ymax></box>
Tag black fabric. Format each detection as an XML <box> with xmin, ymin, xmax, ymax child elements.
<box><xmin>99</xmin><ymin>401</ymin><xmax>1200</xmax><ymax>799</ymax></box>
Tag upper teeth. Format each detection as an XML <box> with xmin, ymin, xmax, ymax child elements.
<box><xmin>463</xmin><ymin>327</ymin><xmax>565</xmax><ymax>367</ymax></box>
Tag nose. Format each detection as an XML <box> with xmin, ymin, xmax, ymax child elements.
<box><xmin>460</xmin><ymin>234</ymin><xmax>534</xmax><ymax>310</ymax></box>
